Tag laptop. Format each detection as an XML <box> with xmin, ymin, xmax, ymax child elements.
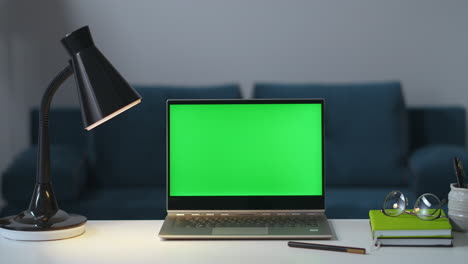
<box><xmin>159</xmin><ymin>99</ymin><xmax>332</xmax><ymax>239</ymax></box>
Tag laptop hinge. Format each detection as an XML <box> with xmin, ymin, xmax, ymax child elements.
<box><xmin>169</xmin><ymin>210</ymin><xmax>325</xmax><ymax>216</ymax></box>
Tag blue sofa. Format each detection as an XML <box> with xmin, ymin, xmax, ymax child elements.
<box><xmin>1</xmin><ymin>81</ymin><xmax>466</xmax><ymax>219</ymax></box>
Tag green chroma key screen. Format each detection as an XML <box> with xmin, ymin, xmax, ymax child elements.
<box><xmin>169</xmin><ymin>103</ymin><xmax>323</xmax><ymax>196</ymax></box>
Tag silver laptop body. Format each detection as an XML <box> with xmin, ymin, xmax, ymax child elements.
<box><xmin>159</xmin><ymin>99</ymin><xmax>332</xmax><ymax>239</ymax></box>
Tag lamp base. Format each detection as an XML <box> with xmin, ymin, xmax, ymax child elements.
<box><xmin>0</xmin><ymin>209</ymin><xmax>87</xmax><ymax>241</ymax></box>
<box><xmin>0</xmin><ymin>223</ymin><xmax>85</xmax><ymax>241</ymax></box>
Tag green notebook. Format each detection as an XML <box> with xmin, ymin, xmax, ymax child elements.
<box><xmin>369</xmin><ymin>210</ymin><xmax>452</xmax><ymax>238</ymax></box>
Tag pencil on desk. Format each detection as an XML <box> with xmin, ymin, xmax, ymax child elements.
<box><xmin>288</xmin><ymin>241</ymin><xmax>366</xmax><ymax>254</ymax></box>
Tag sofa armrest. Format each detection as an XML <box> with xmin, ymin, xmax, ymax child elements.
<box><xmin>2</xmin><ymin>144</ymin><xmax>88</xmax><ymax>204</ymax></box>
<box><xmin>409</xmin><ymin>144</ymin><xmax>468</xmax><ymax>198</ymax></box>
<box><xmin>408</xmin><ymin>106</ymin><xmax>466</xmax><ymax>151</ymax></box>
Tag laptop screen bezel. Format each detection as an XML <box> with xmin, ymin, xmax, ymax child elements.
<box><xmin>166</xmin><ymin>99</ymin><xmax>325</xmax><ymax>210</ymax></box>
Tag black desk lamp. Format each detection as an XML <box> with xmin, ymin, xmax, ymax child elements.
<box><xmin>0</xmin><ymin>26</ymin><xmax>141</xmax><ymax>240</ymax></box>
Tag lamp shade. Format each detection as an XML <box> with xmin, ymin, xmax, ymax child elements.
<box><xmin>61</xmin><ymin>26</ymin><xmax>141</xmax><ymax>130</ymax></box>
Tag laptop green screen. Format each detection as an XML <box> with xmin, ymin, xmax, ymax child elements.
<box><xmin>169</xmin><ymin>102</ymin><xmax>323</xmax><ymax>196</ymax></box>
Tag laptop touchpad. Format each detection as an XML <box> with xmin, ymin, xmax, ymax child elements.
<box><xmin>212</xmin><ymin>227</ymin><xmax>268</xmax><ymax>235</ymax></box>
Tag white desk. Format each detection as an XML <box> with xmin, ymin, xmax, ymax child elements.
<box><xmin>1</xmin><ymin>220</ymin><xmax>467</xmax><ymax>264</ymax></box>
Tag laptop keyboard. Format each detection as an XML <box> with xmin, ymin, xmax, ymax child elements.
<box><xmin>175</xmin><ymin>214</ymin><xmax>318</xmax><ymax>228</ymax></box>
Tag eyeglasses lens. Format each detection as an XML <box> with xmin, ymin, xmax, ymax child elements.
<box><xmin>414</xmin><ymin>194</ymin><xmax>441</xmax><ymax>220</ymax></box>
<box><xmin>383</xmin><ymin>191</ymin><xmax>406</xmax><ymax>216</ymax></box>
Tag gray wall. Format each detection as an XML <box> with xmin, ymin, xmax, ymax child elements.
<box><xmin>1</xmin><ymin>0</ymin><xmax>468</xmax><ymax>205</ymax></box>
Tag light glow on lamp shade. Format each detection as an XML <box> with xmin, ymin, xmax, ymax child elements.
<box><xmin>85</xmin><ymin>99</ymin><xmax>141</xmax><ymax>130</ymax></box>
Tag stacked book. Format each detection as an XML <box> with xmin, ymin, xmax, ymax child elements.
<box><xmin>369</xmin><ymin>210</ymin><xmax>453</xmax><ymax>247</ymax></box>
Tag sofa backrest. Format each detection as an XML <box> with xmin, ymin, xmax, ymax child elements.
<box><xmin>254</xmin><ymin>82</ymin><xmax>410</xmax><ymax>186</ymax></box>
<box><xmin>31</xmin><ymin>108</ymin><xmax>87</xmax><ymax>148</ymax></box>
<box><xmin>92</xmin><ymin>84</ymin><xmax>242</xmax><ymax>188</ymax></box>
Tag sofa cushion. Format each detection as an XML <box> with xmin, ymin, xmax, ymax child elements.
<box><xmin>92</xmin><ymin>84</ymin><xmax>242</xmax><ymax>188</ymax></box>
<box><xmin>254</xmin><ymin>82</ymin><xmax>409</xmax><ymax>186</ymax></box>
<box><xmin>326</xmin><ymin>186</ymin><xmax>416</xmax><ymax>219</ymax></box>
<box><xmin>2</xmin><ymin>145</ymin><xmax>87</xmax><ymax>202</ymax></box>
<box><xmin>60</xmin><ymin>187</ymin><xmax>167</xmax><ymax>220</ymax></box>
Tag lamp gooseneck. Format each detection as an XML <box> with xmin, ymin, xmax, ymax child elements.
<box><xmin>27</xmin><ymin>64</ymin><xmax>74</xmax><ymax>220</ymax></box>
<box><xmin>37</xmin><ymin>64</ymin><xmax>73</xmax><ymax>184</ymax></box>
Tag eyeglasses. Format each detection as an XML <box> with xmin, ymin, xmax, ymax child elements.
<box><xmin>381</xmin><ymin>191</ymin><xmax>447</xmax><ymax>220</ymax></box>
